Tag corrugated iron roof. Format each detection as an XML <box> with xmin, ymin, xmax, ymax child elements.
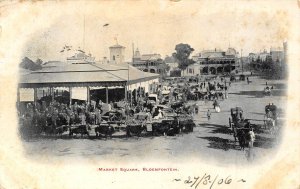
<box><xmin>19</xmin><ymin>62</ymin><xmax>159</xmax><ymax>87</ymax></box>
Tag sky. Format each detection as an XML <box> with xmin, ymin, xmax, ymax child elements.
<box><xmin>21</xmin><ymin>1</ymin><xmax>290</xmax><ymax>62</ymax></box>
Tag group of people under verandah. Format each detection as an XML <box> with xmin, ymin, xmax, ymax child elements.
<box><xmin>18</xmin><ymin>75</ymin><xmax>231</xmax><ymax>133</ymax></box>
<box><xmin>17</xmin><ymin>83</ymin><xmax>169</xmax><ymax>131</ymax></box>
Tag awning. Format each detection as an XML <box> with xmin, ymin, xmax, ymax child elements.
<box><xmin>19</xmin><ymin>63</ymin><xmax>159</xmax><ymax>88</ymax></box>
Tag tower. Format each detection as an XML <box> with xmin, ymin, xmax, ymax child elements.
<box><xmin>283</xmin><ymin>41</ymin><xmax>287</xmax><ymax>64</ymax></box>
<box><xmin>109</xmin><ymin>43</ymin><xmax>125</xmax><ymax>64</ymax></box>
<box><xmin>133</xmin><ymin>48</ymin><xmax>141</xmax><ymax>62</ymax></box>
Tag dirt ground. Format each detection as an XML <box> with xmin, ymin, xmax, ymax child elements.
<box><xmin>22</xmin><ymin>76</ymin><xmax>287</xmax><ymax>165</ymax></box>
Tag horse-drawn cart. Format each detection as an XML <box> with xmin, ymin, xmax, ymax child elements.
<box><xmin>264</xmin><ymin>86</ymin><xmax>272</xmax><ymax>96</ymax></box>
<box><xmin>229</xmin><ymin>107</ymin><xmax>252</xmax><ymax>146</ymax></box>
<box><xmin>264</xmin><ymin>104</ymin><xmax>280</xmax><ymax>135</ymax></box>
<box><xmin>126</xmin><ymin>112</ymin><xmax>152</xmax><ymax>137</ymax></box>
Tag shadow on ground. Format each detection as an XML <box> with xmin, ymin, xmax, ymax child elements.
<box><xmin>254</xmin><ymin>135</ymin><xmax>277</xmax><ymax>149</ymax></box>
<box><xmin>262</xmin><ymin>82</ymin><xmax>286</xmax><ymax>89</ymax></box>
<box><xmin>198</xmin><ymin>123</ymin><xmax>232</xmax><ymax>135</ymax></box>
<box><xmin>198</xmin><ymin>123</ymin><xmax>277</xmax><ymax>150</ymax></box>
<box><xmin>197</xmin><ymin>124</ymin><xmax>238</xmax><ymax>151</ymax></box>
<box><xmin>198</xmin><ymin>136</ymin><xmax>237</xmax><ymax>151</ymax></box>
<box><xmin>230</xmin><ymin>89</ymin><xmax>285</xmax><ymax>98</ymax></box>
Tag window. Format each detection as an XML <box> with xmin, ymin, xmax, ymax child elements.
<box><xmin>113</xmin><ymin>55</ymin><xmax>115</xmax><ymax>60</ymax></box>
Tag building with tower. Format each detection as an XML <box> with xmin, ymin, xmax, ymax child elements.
<box><xmin>131</xmin><ymin>48</ymin><xmax>164</xmax><ymax>74</ymax></box>
<box><xmin>186</xmin><ymin>48</ymin><xmax>238</xmax><ymax>75</ymax></box>
<box><xmin>109</xmin><ymin>44</ymin><xmax>125</xmax><ymax>64</ymax></box>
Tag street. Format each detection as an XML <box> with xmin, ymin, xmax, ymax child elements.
<box><xmin>23</xmin><ymin>76</ymin><xmax>287</xmax><ymax>165</ymax></box>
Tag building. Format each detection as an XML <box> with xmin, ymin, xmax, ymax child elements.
<box><xmin>249</xmin><ymin>42</ymin><xmax>287</xmax><ymax>69</ymax></box>
<box><xmin>185</xmin><ymin>48</ymin><xmax>238</xmax><ymax>75</ymax></box>
<box><xmin>18</xmin><ymin>61</ymin><xmax>159</xmax><ymax>105</ymax></box>
<box><xmin>131</xmin><ymin>48</ymin><xmax>164</xmax><ymax>74</ymax></box>
<box><xmin>258</xmin><ymin>50</ymin><xmax>270</xmax><ymax>62</ymax></box>
<box><xmin>109</xmin><ymin>44</ymin><xmax>125</xmax><ymax>64</ymax></box>
<box><xmin>67</xmin><ymin>51</ymin><xmax>95</xmax><ymax>63</ymax></box>
<box><xmin>270</xmin><ymin>47</ymin><xmax>284</xmax><ymax>66</ymax></box>
<box><xmin>181</xmin><ymin>62</ymin><xmax>202</xmax><ymax>76</ymax></box>
<box><xmin>97</xmin><ymin>56</ymin><xmax>109</xmax><ymax>64</ymax></box>
<box><xmin>283</xmin><ymin>41</ymin><xmax>288</xmax><ymax>64</ymax></box>
<box><xmin>164</xmin><ymin>55</ymin><xmax>179</xmax><ymax>76</ymax></box>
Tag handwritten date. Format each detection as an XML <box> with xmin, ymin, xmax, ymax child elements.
<box><xmin>174</xmin><ymin>174</ymin><xmax>245</xmax><ymax>189</ymax></box>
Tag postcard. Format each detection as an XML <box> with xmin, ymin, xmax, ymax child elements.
<box><xmin>0</xmin><ymin>1</ymin><xmax>299</xmax><ymax>188</ymax></box>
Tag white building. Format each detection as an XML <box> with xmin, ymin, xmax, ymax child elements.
<box><xmin>109</xmin><ymin>44</ymin><xmax>125</xmax><ymax>64</ymax></box>
<box><xmin>164</xmin><ymin>55</ymin><xmax>178</xmax><ymax>76</ymax></box>
<box><xmin>270</xmin><ymin>47</ymin><xmax>284</xmax><ymax>65</ymax></box>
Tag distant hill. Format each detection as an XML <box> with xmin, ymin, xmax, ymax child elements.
<box><xmin>19</xmin><ymin>57</ymin><xmax>42</xmax><ymax>71</ymax></box>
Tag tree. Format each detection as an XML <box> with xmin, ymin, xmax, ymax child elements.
<box><xmin>172</xmin><ymin>43</ymin><xmax>195</xmax><ymax>74</ymax></box>
<box><xmin>156</xmin><ymin>60</ymin><xmax>170</xmax><ymax>76</ymax></box>
<box><xmin>35</xmin><ymin>58</ymin><xmax>43</xmax><ymax>66</ymax></box>
<box><xmin>19</xmin><ymin>57</ymin><xmax>42</xmax><ymax>71</ymax></box>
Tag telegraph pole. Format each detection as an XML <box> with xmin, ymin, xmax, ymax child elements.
<box><xmin>241</xmin><ymin>49</ymin><xmax>244</xmax><ymax>74</ymax></box>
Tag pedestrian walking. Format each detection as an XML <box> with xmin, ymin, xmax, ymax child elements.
<box><xmin>213</xmin><ymin>99</ymin><xmax>219</xmax><ymax>109</ymax></box>
<box><xmin>225</xmin><ymin>91</ymin><xmax>228</xmax><ymax>99</ymax></box>
<box><xmin>204</xmin><ymin>96</ymin><xmax>208</xmax><ymax>104</ymax></box>
<box><xmin>246</xmin><ymin>128</ymin><xmax>256</xmax><ymax>161</ymax></box>
<box><xmin>207</xmin><ymin>109</ymin><xmax>211</xmax><ymax>121</ymax></box>
<box><xmin>248</xmin><ymin>128</ymin><xmax>255</xmax><ymax>148</ymax></box>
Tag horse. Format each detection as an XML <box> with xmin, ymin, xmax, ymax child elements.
<box><xmin>69</xmin><ymin>125</ymin><xmax>91</xmax><ymax>137</ymax></box>
<box><xmin>126</xmin><ymin>124</ymin><xmax>146</xmax><ymax>137</ymax></box>
<box><xmin>86</xmin><ymin>111</ymin><xmax>96</xmax><ymax>125</ymax></box>
<box><xmin>95</xmin><ymin>124</ymin><xmax>115</xmax><ymax>138</ymax></box>
<box><xmin>236</xmin><ymin>129</ymin><xmax>248</xmax><ymax>150</ymax></box>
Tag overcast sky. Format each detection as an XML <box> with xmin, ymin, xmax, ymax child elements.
<box><xmin>21</xmin><ymin>1</ymin><xmax>290</xmax><ymax>62</ymax></box>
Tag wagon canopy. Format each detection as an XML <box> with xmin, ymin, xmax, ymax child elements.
<box><xmin>230</xmin><ymin>107</ymin><xmax>243</xmax><ymax>113</ymax></box>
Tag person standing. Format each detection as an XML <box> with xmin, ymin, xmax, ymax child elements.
<box><xmin>207</xmin><ymin>109</ymin><xmax>211</xmax><ymax>121</ymax></box>
<box><xmin>213</xmin><ymin>99</ymin><xmax>219</xmax><ymax>109</ymax></box>
<box><xmin>247</xmin><ymin>128</ymin><xmax>256</xmax><ymax>161</ymax></box>
<box><xmin>95</xmin><ymin>107</ymin><xmax>102</xmax><ymax>124</ymax></box>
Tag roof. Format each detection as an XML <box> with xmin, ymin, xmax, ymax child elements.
<box><xmin>19</xmin><ymin>62</ymin><xmax>159</xmax><ymax>88</ymax></box>
<box><xmin>140</xmin><ymin>54</ymin><xmax>161</xmax><ymax>61</ymax></box>
<box><xmin>19</xmin><ymin>68</ymin><xmax>32</xmax><ymax>75</ymax></box>
<box><xmin>270</xmin><ymin>47</ymin><xmax>283</xmax><ymax>52</ymax></box>
<box><xmin>109</xmin><ymin>44</ymin><xmax>125</xmax><ymax>48</ymax></box>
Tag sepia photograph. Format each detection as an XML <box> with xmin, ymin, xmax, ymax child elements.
<box><xmin>17</xmin><ymin>1</ymin><xmax>287</xmax><ymax>164</ymax></box>
<box><xmin>0</xmin><ymin>1</ymin><xmax>299</xmax><ymax>189</ymax></box>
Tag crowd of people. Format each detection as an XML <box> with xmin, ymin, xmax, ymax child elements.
<box><xmin>18</xmin><ymin>75</ymin><xmax>233</xmax><ymax>136</ymax></box>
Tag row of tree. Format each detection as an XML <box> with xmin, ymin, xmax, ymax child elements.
<box><xmin>250</xmin><ymin>56</ymin><xmax>287</xmax><ymax>79</ymax></box>
<box><xmin>19</xmin><ymin>57</ymin><xmax>43</xmax><ymax>71</ymax></box>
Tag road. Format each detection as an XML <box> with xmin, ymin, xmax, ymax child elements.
<box><xmin>23</xmin><ymin>76</ymin><xmax>287</xmax><ymax>165</ymax></box>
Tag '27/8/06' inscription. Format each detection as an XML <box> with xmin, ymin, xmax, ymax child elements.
<box><xmin>173</xmin><ymin>174</ymin><xmax>246</xmax><ymax>189</ymax></box>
